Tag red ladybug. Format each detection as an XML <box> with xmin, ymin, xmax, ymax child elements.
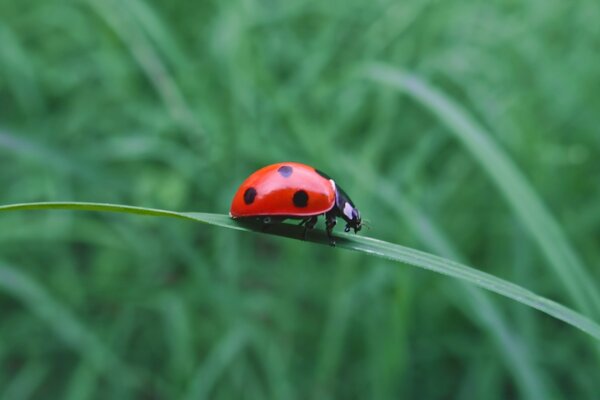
<box><xmin>230</xmin><ymin>162</ymin><xmax>362</xmax><ymax>245</ymax></box>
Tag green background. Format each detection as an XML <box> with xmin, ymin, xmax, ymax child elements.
<box><xmin>1</xmin><ymin>0</ymin><xmax>599</xmax><ymax>398</ymax></box>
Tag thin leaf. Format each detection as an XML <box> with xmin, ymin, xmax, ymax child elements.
<box><xmin>1</xmin><ymin>201</ymin><xmax>600</xmax><ymax>342</ymax></box>
<box><xmin>366</xmin><ymin>63</ymin><xmax>600</xmax><ymax>320</ymax></box>
<box><xmin>0</xmin><ymin>262</ymin><xmax>139</xmax><ymax>386</ymax></box>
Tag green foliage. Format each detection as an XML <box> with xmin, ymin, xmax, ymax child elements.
<box><xmin>1</xmin><ymin>0</ymin><xmax>600</xmax><ymax>398</ymax></box>
<box><xmin>4</xmin><ymin>201</ymin><xmax>600</xmax><ymax>342</ymax></box>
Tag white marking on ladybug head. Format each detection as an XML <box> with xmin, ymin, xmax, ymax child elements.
<box><xmin>343</xmin><ymin>202</ymin><xmax>354</xmax><ymax>220</ymax></box>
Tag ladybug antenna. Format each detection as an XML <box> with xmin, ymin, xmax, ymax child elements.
<box><xmin>361</xmin><ymin>218</ymin><xmax>372</xmax><ymax>231</ymax></box>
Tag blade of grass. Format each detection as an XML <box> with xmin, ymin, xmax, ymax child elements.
<box><xmin>125</xmin><ymin>0</ymin><xmax>188</xmax><ymax>69</ymax></box>
<box><xmin>1</xmin><ymin>201</ymin><xmax>600</xmax><ymax>342</ymax></box>
<box><xmin>1</xmin><ymin>361</ymin><xmax>47</xmax><ymax>400</ymax></box>
<box><xmin>0</xmin><ymin>262</ymin><xmax>138</xmax><ymax>385</ymax></box>
<box><xmin>341</xmin><ymin>156</ymin><xmax>551</xmax><ymax>399</ymax></box>
<box><xmin>65</xmin><ymin>361</ymin><xmax>99</xmax><ymax>400</ymax></box>
<box><xmin>84</xmin><ymin>0</ymin><xmax>204</xmax><ymax>141</ymax></box>
<box><xmin>157</xmin><ymin>294</ymin><xmax>194</xmax><ymax>382</ymax></box>
<box><xmin>366</xmin><ymin>64</ymin><xmax>600</xmax><ymax>320</ymax></box>
<box><xmin>0</xmin><ymin>129</ymin><xmax>92</xmax><ymax>177</ymax></box>
<box><xmin>183</xmin><ymin>329</ymin><xmax>248</xmax><ymax>400</ymax></box>
<box><xmin>0</xmin><ymin>24</ymin><xmax>44</xmax><ymax>115</ymax></box>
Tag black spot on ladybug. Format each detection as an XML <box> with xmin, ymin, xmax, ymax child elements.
<box><xmin>292</xmin><ymin>190</ymin><xmax>308</xmax><ymax>207</ymax></box>
<box><xmin>244</xmin><ymin>187</ymin><xmax>257</xmax><ymax>205</ymax></box>
<box><xmin>277</xmin><ymin>165</ymin><xmax>293</xmax><ymax>178</ymax></box>
<box><xmin>314</xmin><ymin>168</ymin><xmax>331</xmax><ymax>179</ymax></box>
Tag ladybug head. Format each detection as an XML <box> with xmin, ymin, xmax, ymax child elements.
<box><xmin>343</xmin><ymin>206</ymin><xmax>362</xmax><ymax>233</ymax></box>
<box><xmin>334</xmin><ymin>183</ymin><xmax>362</xmax><ymax>234</ymax></box>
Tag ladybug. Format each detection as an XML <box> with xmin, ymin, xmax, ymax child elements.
<box><xmin>230</xmin><ymin>162</ymin><xmax>362</xmax><ymax>246</ymax></box>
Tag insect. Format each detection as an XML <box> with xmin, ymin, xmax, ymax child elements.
<box><xmin>230</xmin><ymin>162</ymin><xmax>362</xmax><ymax>246</ymax></box>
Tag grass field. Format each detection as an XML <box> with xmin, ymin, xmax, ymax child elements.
<box><xmin>1</xmin><ymin>0</ymin><xmax>600</xmax><ymax>398</ymax></box>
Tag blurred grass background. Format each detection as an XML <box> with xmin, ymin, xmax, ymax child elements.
<box><xmin>1</xmin><ymin>0</ymin><xmax>600</xmax><ymax>398</ymax></box>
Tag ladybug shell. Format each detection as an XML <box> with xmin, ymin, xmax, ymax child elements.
<box><xmin>230</xmin><ymin>162</ymin><xmax>336</xmax><ymax>218</ymax></box>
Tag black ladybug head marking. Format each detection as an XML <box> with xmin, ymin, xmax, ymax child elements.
<box><xmin>244</xmin><ymin>187</ymin><xmax>257</xmax><ymax>204</ymax></box>
<box><xmin>341</xmin><ymin>202</ymin><xmax>362</xmax><ymax>233</ymax></box>
<box><xmin>277</xmin><ymin>165</ymin><xmax>293</xmax><ymax>178</ymax></box>
<box><xmin>292</xmin><ymin>190</ymin><xmax>308</xmax><ymax>207</ymax></box>
<box><xmin>334</xmin><ymin>184</ymin><xmax>362</xmax><ymax>233</ymax></box>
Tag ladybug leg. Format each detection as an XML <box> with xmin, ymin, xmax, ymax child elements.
<box><xmin>325</xmin><ymin>211</ymin><xmax>337</xmax><ymax>247</ymax></box>
<box><xmin>298</xmin><ymin>218</ymin><xmax>309</xmax><ymax>226</ymax></box>
<box><xmin>301</xmin><ymin>216</ymin><xmax>318</xmax><ymax>240</ymax></box>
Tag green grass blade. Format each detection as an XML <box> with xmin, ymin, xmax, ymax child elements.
<box><xmin>366</xmin><ymin>64</ymin><xmax>600</xmax><ymax>319</ymax></box>
<box><xmin>0</xmin><ymin>262</ymin><xmax>137</xmax><ymax>384</ymax></box>
<box><xmin>183</xmin><ymin>329</ymin><xmax>248</xmax><ymax>400</ymax></box>
<box><xmin>1</xmin><ymin>361</ymin><xmax>47</xmax><ymax>400</ymax></box>
<box><xmin>342</xmin><ymin>158</ymin><xmax>551</xmax><ymax>399</ymax></box>
<box><xmin>2</xmin><ymin>201</ymin><xmax>600</xmax><ymax>342</ymax></box>
<box><xmin>84</xmin><ymin>0</ymin><xmax>203</xmax><ymax>139</ymax></box>
<box><xmin>0</xmin><ymin>24</ymin><xmax>44</xmax><ymax>115</ymax></box>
